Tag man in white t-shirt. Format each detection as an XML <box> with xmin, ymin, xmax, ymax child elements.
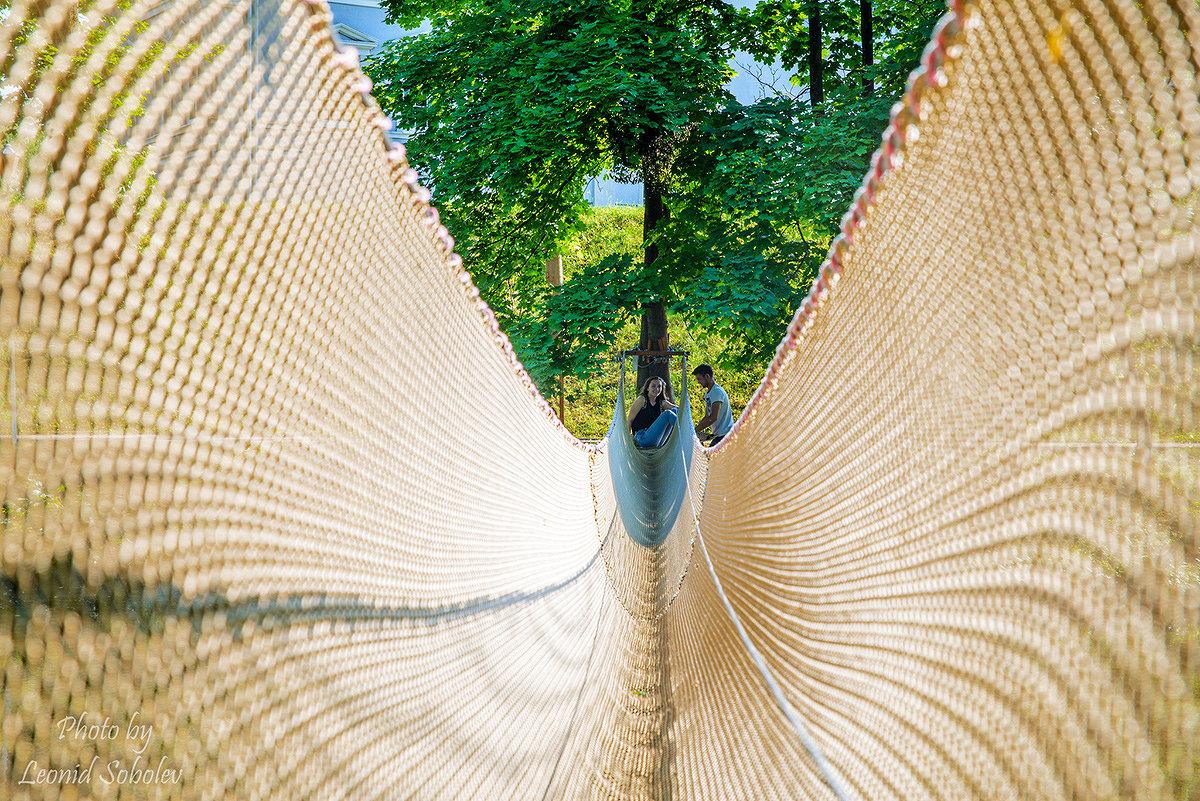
<box><xmin>691</xmin><ymin>363</ymin><xmax>733</xmax><ymax>445</ymax></box>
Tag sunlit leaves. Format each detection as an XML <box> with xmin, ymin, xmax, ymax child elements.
<box><xmin>367</xmin><ymin>0</ymin><xmax>946</xmax><ymax>385</ymax></box>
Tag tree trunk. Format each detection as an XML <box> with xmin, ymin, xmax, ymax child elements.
<box><xmin>637</xmin><ymin>186</ymin><xmax>671</xmax><ymax>395</ymax></box>
<box><xmin>861</xmin><ymin>0</ymin><xmax>874</xmax><ymax>96</ymax></box>
<box><xmin>546</xmin><ymin>253</ymin><xmax>564</xmax><ymax>420</ymax></box>
<box><xmin>807</xmin><ymin>0</ymin><xmax>824</xmax><ymax>106</ymax></box>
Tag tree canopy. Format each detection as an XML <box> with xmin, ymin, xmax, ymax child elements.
<box><xmin>367</xmin><ymin>0</ymin><xmax>945</xmax><ymax>392</ymax></box>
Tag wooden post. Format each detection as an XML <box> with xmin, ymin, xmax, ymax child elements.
<box><xmin>546</xmin><ymin>253</ymin><xmax>565</xmax><ymax>422</ymax></box>
<box><xmin>545</xmin><ymin>252</ymin><xmax>563</xmax><ymax>287</ymax></box>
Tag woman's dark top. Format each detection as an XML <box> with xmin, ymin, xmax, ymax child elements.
<box><xmin>630</xmin><ymin>396</ymin><xmax>664</xmax><ymax>433</ymax></box>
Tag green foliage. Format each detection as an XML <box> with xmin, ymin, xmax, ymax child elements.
<box><xmin>508</xmin><ymin>207</ymin><xmax>646</xmax><ymax>392</ymax></box>
<box><xmin>816</xmin><ymin>0</ymin><xmax>946</xmax><ymax>98</ymax></box>
<box><xmin>508</xmin><ymin>252</ymin><xmax>646</xmax><ymax>390</ymax></box>
<box><xmin>367</xmin><ymin>0</ymin><xmax>948</xmax><ymax>391</ymax></box>
<box><xmin>657</xmin><ymin>1</ymin><xmax>946</xmax><ymax>368</ymax></box>
<box><xmin>561</xmin><ymin>205</ymin><xmax>643</xmax><ymax>279</ymax></box>
<box><xmin>368</xmin><ymin>0</ymin><xmax>742</xmax><ymax>322</ymax></box>
<box><xmin>529</xmin><ymin>205</ymin><xmax>792</xmax><ymax>434</ymax></box>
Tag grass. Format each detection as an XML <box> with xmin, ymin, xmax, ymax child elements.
<box><xmin>560</xmin><ymin>205</ymin><xmax>644</xmax><ymax>279</ymax></box>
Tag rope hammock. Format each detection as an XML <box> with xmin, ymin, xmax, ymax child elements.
<box><xmin>609</xmin><ymin>352</ymin><xmax>696</xmax><ymax>548</ymax></box>
<box><xmin>1</xmin><ymin>0</ymin><xmax>1197</xmax><ymax>799</ymax></box>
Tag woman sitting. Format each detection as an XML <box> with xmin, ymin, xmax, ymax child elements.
<box><xmin>627</xmin><ymin>376</ymin><xmax>678</xmax><ymax>449</ymax></box>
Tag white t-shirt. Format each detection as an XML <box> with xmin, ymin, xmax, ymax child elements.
<box><xmin>705</xmin><ymin>384</ymin><xmax>734</xmax><ymax>436</ymax></box>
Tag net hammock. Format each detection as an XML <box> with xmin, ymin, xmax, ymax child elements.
<box><xmin>1</xmin><ymin>0</ymin><xmax>1197</xmax><ymax>798</ymax></box>
<box><xmin>609</xmin><ymin>353</ymin><xmax>697</xmax><ymax>549</ymax></box>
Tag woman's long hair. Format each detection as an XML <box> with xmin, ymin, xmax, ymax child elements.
<box><xmin>637</xmin><ymin>376</ymin><xmax>672</xmax><ymax>405</ymax></box>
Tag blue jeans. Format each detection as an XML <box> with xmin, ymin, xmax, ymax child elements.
<box><xmin>633</xmin><ymin>409</ymin><xmax>677</xmax><ymax>449</ymax></box>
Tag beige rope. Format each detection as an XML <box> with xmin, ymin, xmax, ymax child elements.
<box><xmin>2</xmin><ymin>0</ymin><xmax>1197</xmax><ymax>799</ymax></box>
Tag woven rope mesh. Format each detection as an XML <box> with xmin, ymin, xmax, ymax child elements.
<box><xmin>1</xmin><ymin>0</ymin><xmax>1197</xmax><ymax>799</ymax></box>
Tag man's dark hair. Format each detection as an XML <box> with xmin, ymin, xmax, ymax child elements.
<box><xmin>691</xmin><ymin>364</ymin><xmax>713</xmax><ymax>378</ymax></box>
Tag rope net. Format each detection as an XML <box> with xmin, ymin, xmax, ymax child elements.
<box><xmin>0</xmin><ymin>0</ymin><xmax>1196</xmax><ymax>799</ymax></box>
